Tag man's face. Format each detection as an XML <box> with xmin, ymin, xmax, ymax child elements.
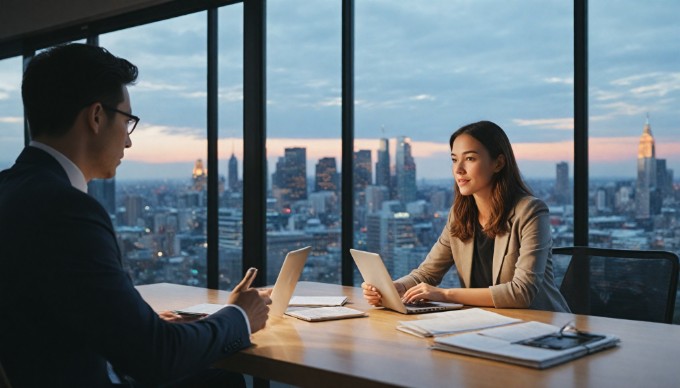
<box><xmin>93</xmin><ymin>86</ymin><xmax>133</xmax><ymax>179</ymax></box>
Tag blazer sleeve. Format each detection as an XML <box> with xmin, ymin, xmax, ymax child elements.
<box><xmin>395</xmin><ymin>208</ymin><xmax>455</xmax><ymax>290</ymax></box>
<box><xmin>37</xmin><ymin>191</ymin><xmax>251</xmax><ymax>386</ymax></box>
<box><xmin>488</xmin><ymin>197</ymin><xmax>552</xmax><ymax>308</ymax></box>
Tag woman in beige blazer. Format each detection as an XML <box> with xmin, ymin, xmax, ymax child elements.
<box><xmin>362</xmin><ymin>121</ymin><xmax>569</xmax><ymax>312</ymax></box>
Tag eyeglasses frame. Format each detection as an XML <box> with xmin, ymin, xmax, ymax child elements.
<box><xmin>100</xmin><ymin>103</ymin><xmax>140</xmax><ymax>135</ymax></box>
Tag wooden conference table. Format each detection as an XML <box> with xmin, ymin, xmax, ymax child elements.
<box><xmin>137</xmin><ymin>281</ymin><xmax>680</xmax><ymax>388</ymax></box>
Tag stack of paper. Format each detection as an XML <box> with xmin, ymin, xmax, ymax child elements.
<box><xmin>285</xmin><ymin>306</ymin><xmax>367</xmax><ymax>322</ymax></box>
<box><xmin>288</xmin><ymin>296</ymin><xmax>348</xmax><ymax>307</ymax></box>
<box><xmin>397</xmin><ymin>308</ymin><xmax>521</xmax><ymax>337</ymax></box>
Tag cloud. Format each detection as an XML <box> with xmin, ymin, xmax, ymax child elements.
<box><xmin>134</xmin><ymin>80</ymin><xmax>185</xmax><ymax>92</ymax></box>
<box><xmin>411</xmin><ymin>94</ymin><xmax>435</xmax><ymax>101</ymax></box>
<box><xmin>544</xmin><ymin>77</ymin><xmax>573</xmax><ymax>85</ymax></box>
<box><xmin>629</xmin><ymin>73</ymin><xmax>680</xmax><ymax>98</ymax></box>
<box><xmin>0</xmin><ymin>116</ymin><xmax>22</xmax><ymax>123</ymax></box>
<box><xmin>597</xmin><ymin>101</ymin><xmax>649</xmax><ymax>117</ymax></box>
<box><xmin>317</xmin><ymin>97</ymin><xmax>342</xmax><ymax>107</ymax></box>
<box><xmin>219</xmin><ymin>86</ymin><xmax>243</xmax><ymax>102</ymax></box>
<box><xmin>513</xmin><ymin>118</ymin><xmax>573</xmax><ymax>131</ymax></box>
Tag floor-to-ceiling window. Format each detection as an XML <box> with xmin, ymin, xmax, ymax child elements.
<box><xmin>266</xmin><ymin>0</ymin><xmax>342</xmax><ymax>285</ymax></box>
<box><xmin>355</xmin><ymin>0</ymin><xmax>574</xmax><ymax>287</ymax></box>
<box><xmin>100</xmin><ymin>12</ymin><xmax>210</xmax><ymax>287</ymax></box>
<box><xmin>218</xmin><ymin>4</ymin><xmax>245</xmax><ymax>290</ymax></box>
<box><xmin>0</xmin><ymin>57</ymin><xmax>26</xmax><ymax>169</ymax></box>
<box><xmin>589</xmin><ymin>0</ymin><xmax>680</xmax><ymax>322</ymax></box>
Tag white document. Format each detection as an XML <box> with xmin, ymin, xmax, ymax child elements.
<box><xmin>173</xmin><ymin>303</ymin><xmax>224</xmax><ymax>316</ymax></box>
<box><xmin>397</xmin><ymin>308</ymin><xmax>521</xmax><ymax>337</ymax></box>
<box><xmin>288</xmin><ymin>296</ymin><xmax>348</xmax><ymax>307</ymax></box>
<box><xmin>285</xmin><ymin>306</ymin><xmax>367</xmax><ymax>322</ymax></box>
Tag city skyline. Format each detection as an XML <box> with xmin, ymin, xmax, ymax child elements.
<box><xmin>104</xmin><ymin>115</ymin><xmax>676</xmax><ymax>183</ymax></box>
<box><xmin>1</xmin><ymin>2</ymin><xmax>678</xmax><ymax>180</ymax></box>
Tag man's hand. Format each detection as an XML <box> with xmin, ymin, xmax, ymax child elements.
<box><xmin>227</xmin><ymin>268</ymin><xmax>271</xmax><ymax>333</ymax></box>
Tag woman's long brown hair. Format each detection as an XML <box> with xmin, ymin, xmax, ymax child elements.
<box><xmin>449</xmin><ymin>121</ymin><xmax>533</xmax><ymax>241</ymax></box>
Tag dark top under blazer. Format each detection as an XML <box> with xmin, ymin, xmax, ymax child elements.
<box><xmin>0</xmin><ymin>147</ymin><xmax>250</xmax><ymax>387</ymax></box>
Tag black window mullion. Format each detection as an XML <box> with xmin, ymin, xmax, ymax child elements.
<box><xmin>207</xmin><ymin>8</ymin><xmax>219</xmax><ymax>289</ymax></box>
<box><xmin>341</xmin><ymin>0</ymin><xmax>355</xmax><ymax>286</ymax></box>
<box><xmin>243</xmin><ymin>0</ymin><xmax>267</xmax><ymax>287</ymax></box>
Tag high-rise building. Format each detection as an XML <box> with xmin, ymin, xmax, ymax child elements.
<box><xmin>366</xmin><ymin>207</ymin><xmax>416</xmax><ymax>274</ymax></box>
<box><xmin>555</xmin><ymin>162</ymin><xmax>570</xmax><ymax>205</ymax></box>
<box><xmin>396</xmin><ymin>136</ymin><xmax>417</xmax><ymax>204</ymax></box>
<box><xmin>365</xmin><ymin>185</ymin><xmax>389</xmax><ymax>214</ymax></box>
<box><xmin>218</xmin><ymin>208</ymin><xmax>242</xmax><ymax>249</ymax></box>
<box><xmin>375</xmin><ymin>138</ymin><xmax>390</xmax><ymax>190</ymax></box>
<box><xmin>88</xmin><ymin>178</ymin><xmax>115</xmax><ymax>215</ymax></box>
<box><xmin>192</xmin><ymin>159</ymin><xmax>207</xmax><ymax>191</ymax></box>
<box><xmin>272</xmin><ymin>147</ymin><xmax>307</xmax><ymax>209</ymax></box>
<box><xmin>354</xmin><ymin>150</ymin><xmax>372</xmax><ymax>191</ymax></box>
<box><xmin>124</xmin><ymin>194</ymin><xmax>144</xmax><ymax>226</ymax></box>
<box><xmin>315</xmin><ymin>157</ymin><xmax>339</xmax><ymax>192</ymax></box>
<box><xmin>655</xmin><ymin>158</ymin><xmax>673</xmax><ymax>200</ymax></box>
<box><xmin>635</xmin><ymin>117</ymin><xmax>658</xmax><ymax>219</ymax></box>
<box><xmin>228</xmin><ymin>153</ymin><xmax>238</xmax><ymax>191</ymax></box>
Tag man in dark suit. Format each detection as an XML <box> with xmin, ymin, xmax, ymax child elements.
<box><xmin>0</xmin><ymin>43</ymin><xmax>270</xmax><ymax>387</ymax></box>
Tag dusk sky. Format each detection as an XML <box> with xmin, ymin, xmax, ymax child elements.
<box><xmin>0</xmin><ymin>0</ymin><xmax>678</xmax><ymax>181</ymax></box>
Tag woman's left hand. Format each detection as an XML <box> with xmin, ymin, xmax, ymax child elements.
<box><xmin>401</xmin><ymin>283</ymin><xmax>448</xmax><ymax>304</ymax></box>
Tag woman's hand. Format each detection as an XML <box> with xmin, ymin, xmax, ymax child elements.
<box><xmin>401</xmin><ymin>283</ymin><xmax>448</xmax><ymax>304</ymax></box>
<box><xmin>361</xmin><ymin>282</ymin><xmax>383</xmax><ymax>306</ymax></box>
<box><xmin>362</xmin><ymin>282</ymin><xmax>407</xmax><ymax>306</ymax></box>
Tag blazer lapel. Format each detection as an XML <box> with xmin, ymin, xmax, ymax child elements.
<box><xmin>492</xmin><ymin>232</ymin><xmax>510</xmax><ymax>285</ymax></box>
<box><xmin>492</xmin><ymin>205</ymin><xmax>517</xmax><ymax>285</ymax></box>
<box><xmin>455</xmin><ymin>233</ymin><xmax>474</xmax><ymax>288</ymax></box>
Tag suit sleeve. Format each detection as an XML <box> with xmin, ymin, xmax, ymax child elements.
<box><xmin>37</xmin><ymin>191</ymin><xmax>250</xmax><ymax>385</ymax></box>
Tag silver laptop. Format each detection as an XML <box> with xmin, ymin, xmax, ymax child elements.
<box><xmin>269</xmin><ymin>246</ymin><xmax>312</xmax><ymax>317</ymax></box>
<box><xmin>350</xmin><ymin>249</ymin><xmax>462</xmax><ymax>314</ymax></box>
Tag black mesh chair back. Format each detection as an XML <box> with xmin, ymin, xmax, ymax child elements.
<box><xmin>552</xmin><ymin>246</ymin><xmax>679</xmax><ymax>324</ymax></box>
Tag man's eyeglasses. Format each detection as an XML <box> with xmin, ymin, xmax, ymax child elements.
<box><xmin>101</xmin><ymin>104</ymin><xmax>140</xmax><ymax>135</ymax></box>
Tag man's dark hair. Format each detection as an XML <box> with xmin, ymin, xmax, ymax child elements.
<box><xmin>22</xmin><ymin>43</ymin><xmax>138</xmax><ymax>138</ymax></box>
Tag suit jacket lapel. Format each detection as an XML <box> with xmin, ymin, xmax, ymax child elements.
<box><xmin>492</xmin><ymin>205</ymin><xmax>516</xmax><ymax>285</ymax></box>
<box><xmin>454</xmin><ymin>232</ymin><xmax>474</xmax><ymax>288</ymax></box>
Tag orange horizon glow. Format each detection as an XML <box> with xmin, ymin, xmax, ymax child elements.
<box><xmin>124</xmin><ymin>125</ymin><xmax>679</xmax><ymax>166</ymax></box>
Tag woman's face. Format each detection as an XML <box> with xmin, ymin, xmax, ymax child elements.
<box><xmin>451</xmin><ymin>133</ymin><xmax>503</xmax><ymax>199</ymax></box>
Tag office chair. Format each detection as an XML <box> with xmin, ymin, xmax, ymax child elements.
<box><xmin>552</xmin><ymin>246</ymin><xmax>679</xmax><ymax>324</ymax></box>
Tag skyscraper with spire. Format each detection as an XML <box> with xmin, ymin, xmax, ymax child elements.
<box><xmin>635</xmin><ymin>116</ymin><xmax>659</xmax><ymax>219</ymax></box>
<box><xmin>228</xmin><ymin>153</ymin><xmax>238</xmax><ymax>191</ymax></box>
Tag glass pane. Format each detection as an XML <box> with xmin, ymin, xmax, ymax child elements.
<box><xmin>267</xmin><ymin>0</ymin><xmax>342</xmax><ymax>285</ymax></box>
<box><xmin>100</xmin><ymin>13</ymin><xmax>209</xmax><ymax>286</ymax></box>
<box><xmin>589</xmin><ymin>1</ymin><xmax>680</xmax><ymax>323</ymax></box>
<box><xmin>356</xmin><ymin>1</ymin><xmax>574</xmax><ymax>287</ymax></box>
<box><xmin>218</xmin><ymin>4</ymin><xmax>245</xmax><ymax>290</ymax></box>
<box><xmin>0</xmin><ymin>57</ymin><xmax>24</xmax><ymax>170</ymax></box>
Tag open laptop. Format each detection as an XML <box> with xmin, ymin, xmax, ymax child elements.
<box><xmin>350</xmin><ymin>249</ymin><xmax>462</xmax><ymax>314</ymax></box>
<box><xmin>269</xmin><ymin>246</ymin><xmax>312</xmax><ymax>317</ymax></box>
